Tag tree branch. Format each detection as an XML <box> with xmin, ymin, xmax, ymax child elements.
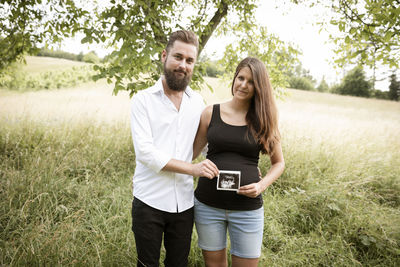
<box><xmin>339</xmin><ymin>0</ymin><xmax>378</xmax><ymax>28</ymax></box>
<box><xmin>197</xmin><ymin>0</ymin><xmax>229</xmax><ymax>55</ymax></box>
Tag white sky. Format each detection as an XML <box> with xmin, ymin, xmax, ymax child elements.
<box><xmin>61</xmin><ymin>0</ymin><xmax>391</xmax><ymax>90</ymax></box>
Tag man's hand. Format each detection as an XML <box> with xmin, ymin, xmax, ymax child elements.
<box><xmin>192</xmin><ymin>159</ymin><xmax>219</xmax><ymax>179</ymax></box>
<box><xmin>237</xmin><ymin>182</ymin><xmax>264</xmax><ymax>198</ymax></box>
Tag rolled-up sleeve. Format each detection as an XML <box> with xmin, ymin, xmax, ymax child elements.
<box><xmin>130</xmin><ymin>94</ymin><xmax>171</xmax><ymax>173</ymax></box>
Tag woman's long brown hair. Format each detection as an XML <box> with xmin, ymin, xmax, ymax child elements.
<box><xmin>231</xmin><ymin>57</ymin><xmax>280</xmax><ymax>155</ymax></box>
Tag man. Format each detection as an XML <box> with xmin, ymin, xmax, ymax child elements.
<box><xmin>130</xmin><ymin>30</ymin><xmax>219</xmax><ymax>267</ymax></box>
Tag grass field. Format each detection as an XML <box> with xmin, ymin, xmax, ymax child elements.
<box><xmin>0</xmin><ymin>56</ymin><xmax>94</xmax><ymax>92</ymax></box>
<box><xmin>1</xmin><ymin>60</ymin><xmax>399</xmax><ymax>266</ymax></box>
<box><xmin>22</xmin><ymin>56</ymin><xmax>88</xmax><ymax>73</ymax></box>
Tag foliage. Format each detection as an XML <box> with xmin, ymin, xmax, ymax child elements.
<box><xmin>205</xmin><ymin>63</ymin><xmax>224</xmax><ymax>78</ymax></box>
<box><xmin>288</xmin><ymin>63</ymin><xmax>316</xmax><ymax>83</ymax></box>
<box><xmin>36</xmin><ymin>48</ymin><xmax>102</xmax><ymax>64</ymax></box>
<box><xmin>329</xmin><ymin>0</ymin><xmax>400</xmax><ymax>69</ymax></box>
<box><xmin>2</xmin><ymin>0</ymin><xmax>399</xmax><ymax>96</ymax></box>
<box><xmin>389</xmin><ymin>73</ymin><xmax>400</xmax><ymax>101</ymax></box>
<box><xmin>217</xmin><ymin>24</ymin><xmax>299</xmax><ymax>94</ymax></box>
<box><xmin>371</xmin><ymin>89</ymin><xmax>389</xmax><ymax>100</ymax></box>
<box><xmin>0</xmin><ymin>0</ymin><xmax>89</xmax><ymax>70</ymax></box>
<box><xmin>286</xmin><ymin>62</ymin><xmax>316</xmax><ymax>91</ymax></box>
<box><xmin>84</xmin><ymin>0</ymin><xmax>267</xmax><ymax>95</ymax></box>
<box><xmin>335</xmin><ymin>66</ymin><xmax>372</xmax><ymax>97</ymax></box>
<box><xmin>1</xmin><ymin>0</ymin><xmax>299</xmax><ymax>96</ymax></box>
<box><xmin>330</xmin><ymin>83</ymin><xmax>341</xmax><ymax>95</ymax></box>
<box><xmin>0</xmin><ymin>64</ymin><xmax>95</xmax><ymax>91</ymax></box>
<box><xmin>77</xmin><ymin>52</ymin><xmax>84</xmax><ymax>62</ymax></box>
<box><xmin>37</xmin><ymin>47</ymin><xmax>82</xmax><ymax>61</ymax></box>
<box><xmin>199</xmin><ymin>58</ymin><xmax>224</xmax><ymax>78</ymax></box>
<box><xmin>82</xmin><ymin>51</ymin><xmax>100</xmax><ymax>64</ymax></box>
<box><xmin>293</xmin><ymin>0</ymin><xmax>400</xmax><ymax>70</ymax></box>
<box><xmin>87</xmin><ymin>0</ymin><xmax>299</xmax><ymax>95</ymax></box>
<box><xmin>288</xmin><ymin>76</ymin><xmax>315</xmax><ymax>91</ymax></box>
<box><xmin>317</xmin><ymin>76</ymin><xmax>329</xmax><ymax>92</ymax></box>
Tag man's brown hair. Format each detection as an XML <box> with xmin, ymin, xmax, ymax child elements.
<box><xmin>166</xmin><ymin>30</ymin><xmax>199</xmax><ymax>54</ymax></box>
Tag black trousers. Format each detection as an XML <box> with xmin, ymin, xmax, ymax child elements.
<box><xmin>131</xmin><ymin>198</ymin><xmax>194</xmax><ymax>267</ymax></box>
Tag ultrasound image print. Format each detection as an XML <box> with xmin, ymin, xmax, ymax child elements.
<box><xmin>217</xmin><ymin>170</ymin><xmax>241</xmax><ymax>191</ymax></box>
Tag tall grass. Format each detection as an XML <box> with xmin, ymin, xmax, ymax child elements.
<box><xmin>1</xmin><ymin>79</ymin><xmax>399</xmax><ymax>266</ymax></box>
<box><xmin>0</xmin><ymin>116</ymin><xmax>136</xmax><ymax>265</ymax></box>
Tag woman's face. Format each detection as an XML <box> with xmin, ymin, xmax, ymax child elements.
<box><xmin>232</xmin><ymin>66</ymin><xmax>255</xmax><ymax>101</ymax></box>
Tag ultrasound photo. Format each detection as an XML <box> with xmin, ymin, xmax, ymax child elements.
<box><xmin>217</xmin><ymin>170</ymin><xmax>241</xmax><ymax>191</ymax></box>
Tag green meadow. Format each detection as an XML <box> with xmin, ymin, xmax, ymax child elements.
<box><xmin>0</xmin><ymin>57</ymin><xmax>399</xmax><ymax>266</ymax></box>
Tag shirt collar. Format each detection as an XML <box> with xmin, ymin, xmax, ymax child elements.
<box><xmin>149</xmin><ymin>77</ymin><xmax>194</xmax><ymax>97</ymax></box>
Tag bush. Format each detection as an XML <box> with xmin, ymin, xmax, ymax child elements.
<box><xmin>205</xmin><ymin>63</ymin><xmax>224</xmax><ymax>77</ymax></box>
<box><xmin>36</xmin><ymin>48</ymin><xmax>102</xmax><ymax>63</ymax></box>
<box><xmin>372</xmin><ymin>89</ymin><xmax>390</xmax><ymax>100</ymax></box>
<box><xmin>288</xmin><ymin>76</ymin><xmax>315</xmax><ymax>91</ymax></box>
<box><xmin>197</xmin><ymin>59</ymin><xmax>224</xmax><ymax>78</ymax></box>
<box><xmin>336</xmin><ymin>66</ymin><xmax>371</xmax><ymax>97</ymax></box>
<box><xmin>37</xmin><ymin>48</ymin><xmax>79</xmax><ymax>61</ymax></box>
<box><xmin>317</xmin><ymin>78</ymin><xmax>329</xmax><ymax>92</ymax></box>
<box><xmin>83</xmin><ymin>51</ymin><xmax>100</xmax><ymax>64</ymax></box>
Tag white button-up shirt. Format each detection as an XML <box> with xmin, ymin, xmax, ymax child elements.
<box><xmin>130</xmin><ymin>79</ymin><xmax>205</xmax><ymax>213</ymax></box>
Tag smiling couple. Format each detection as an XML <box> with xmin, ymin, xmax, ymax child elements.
<box><xmin>130</xmin><ymin>30</ymin><xmax>284</xmax><ymax>267</ymax></box>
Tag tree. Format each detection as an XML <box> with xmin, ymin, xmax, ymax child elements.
<box><xmin>198</xmin><ymin>55</ymin><xmax>224</xmax><ymax>78</ymax></box>
<box><xmin>336</xmin><ymin>66</ymin><xmax>372</xmax><ymax>97</ymax></box>
<box><xmin>328</xmin><ymin>0</ymin><xmax>400</xmax><ymax>92</ymax></box>
<box><xmin>288</xmin><ymin>76</ymin><xmax>315</xmax><ymax>91</ymax></box>
<box><xmin>77</xmin><ymin>52</ymin><xmax>84</xmax><ymax>62</ymax></box>
<box><xmin>217</xmin><ymin>24</ymin><xmax>299</xmax><ymax>95</ymax></box>
<box><xmin>371</xmin><ymin>89</ymin><xmax>389</xmax><ymax>100</ymax></box>
<box><xmin>86</xmin><ymin>0</ymin><xmax>299</xmax><ymax>95</ymax></box>
<box><xmin>388</xmin><ymin>73</ymin><xmax>400</xmax><ymax>101</ymax></box>
<box><xmin>0</xmin><ymin>0</ymin><xmax>88</xmax><ymax>71</ymax></box>
<box><xmin>331</xmin><ymin>0</ymin><xmax>399</xmax><ymax>68</ymax></box>
<box><xmin>317</xmin><ymin>76</ymin><xmax>329</xmax><ymax>92</ymax></box>
<box><xmin>285</xmin><ymin>62</ymin><xmax>316</xmax><ymax>91</ymax></box>
<box><xmin>292</xmin><ymin>0</ymin><xmax>400</xmax><ymax>72</ymax></box>
<box><xmin>1</xmin><ymin>0</ymin><xmax>300</xmax><ymax>96</ymax></box>
<box><xmin>36</xmin><ymin>47</ymin><xmax>80</xmax><ymax>61</ymax></box>
<box><xmin>83</xmin><ymin>51</ymin><xmax>100</xmax><ymax>64</ymax></box>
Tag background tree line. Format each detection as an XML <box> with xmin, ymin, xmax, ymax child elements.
<box><xmin>7</xmin><ymin>45</ymin><xmax>400</xmax><ymax>101</ymax></box>
<box><xmin>37</xmin><ymin>48</ymin><xmax>101</xmax><ymax>64</ymax></box>
<box><xmin>286</xmin><ymin>63</ymin><xmax>400</xmax><ymax>101</ymax></box>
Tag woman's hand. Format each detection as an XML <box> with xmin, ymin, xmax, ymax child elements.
<box><xmin>237</xmin><ymin>182</ymin><xmax>265</xmax><ymax>198</ymax></box>
<box><xmin>238</xmin><ymin>141</ymin><xmax>285</xmax><ymax>198</ymax></box>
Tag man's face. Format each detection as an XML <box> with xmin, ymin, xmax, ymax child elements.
<box><xmin>162</xmin><ymin>40</ymin><xmax>197</xmax><ymax>91</ymax></box>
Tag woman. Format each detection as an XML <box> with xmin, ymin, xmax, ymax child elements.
<box><xmin>193</xmin><ymin>57</ymin><xmax>285</xmax><ymax>267</ymax></box>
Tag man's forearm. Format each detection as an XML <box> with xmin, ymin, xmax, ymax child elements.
<box><xmin>161</xmin><ymin>158</ymin><xmax>219</xmax><ymax>179</ymax></box>
<box><xmin>162</xmin><ymin>159</ymin><xmax>194</xmax><ymax>176</ymax></box>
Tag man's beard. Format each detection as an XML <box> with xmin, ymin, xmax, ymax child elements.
<box><xmin>163</xmin><ymin>62</ymin><xmax>191</xmax><ymax>92</ymax></box>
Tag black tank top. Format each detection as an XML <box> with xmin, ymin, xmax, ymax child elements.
<box><xmin>195</xmin><ymin>104</ymin><xmax>263</xmax><ymax>210</ymax></box>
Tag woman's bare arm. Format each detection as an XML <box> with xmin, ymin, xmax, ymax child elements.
<box><xmin>192</xmin><ymin>105</ymin><xmax>213</xmax><ymax>160</ymax></box>
<box><xmin>237</xmin><ymin>141</ymin><xmax>285</xmax><ymax>198</ymax></box>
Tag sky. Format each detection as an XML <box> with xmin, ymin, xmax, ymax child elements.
<box><xmin>61</xmin><ymin>0</ymin><xmax>391</xmax><ymax>90</ymax></box>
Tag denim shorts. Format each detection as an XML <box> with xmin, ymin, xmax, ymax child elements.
<box><xmin>194</xmin><ymin>197</ymin><xmax>264</xmax><ymax>258</ymax></box>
